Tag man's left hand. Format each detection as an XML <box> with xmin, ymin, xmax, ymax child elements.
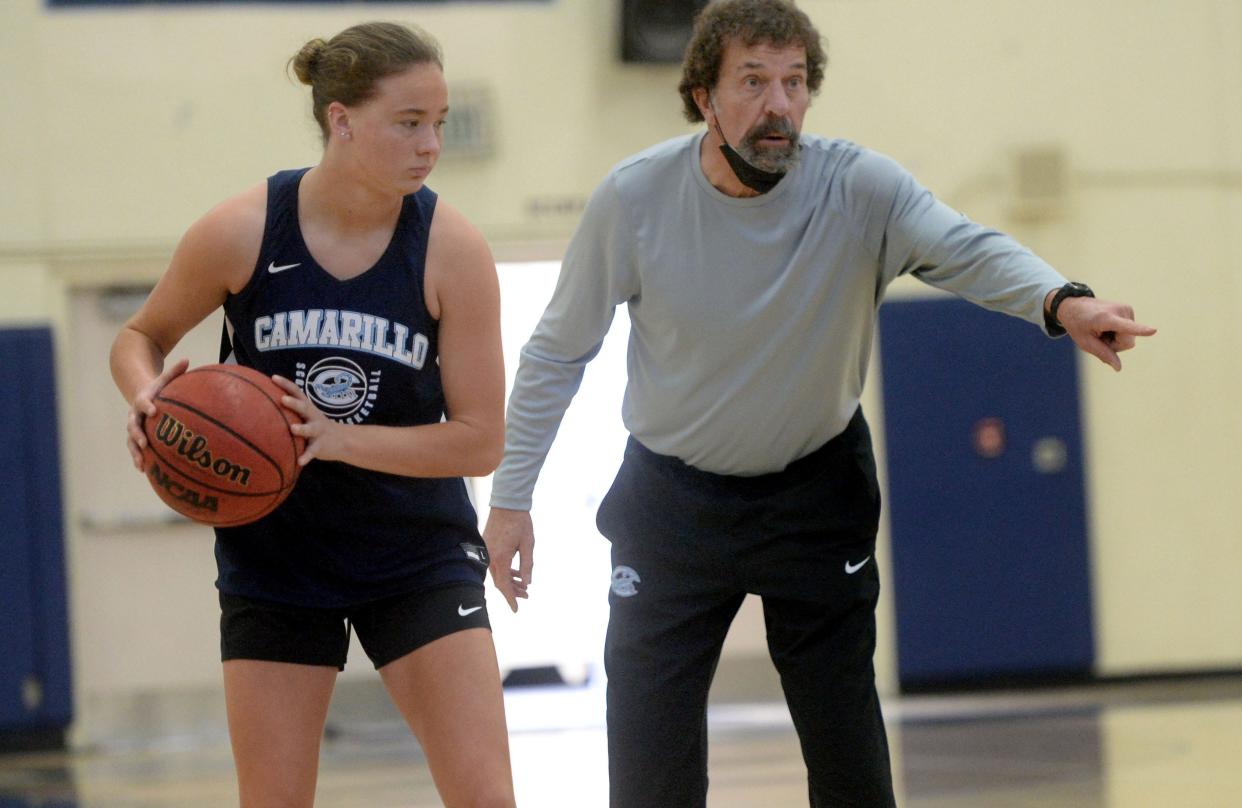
<box><xmin>1055</xmin><ymin>296</ymin><xmax>1157</xmax><ymax>371</ymax></box>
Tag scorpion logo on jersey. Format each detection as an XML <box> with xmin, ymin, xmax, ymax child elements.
<box><xmin>296</xmin><ymin>356</ymin><xmax>381</xmax><ymax>423</ymax></box>
<box><xmin>610</xmin><ymin>565</ymin><xmax>641</xmax><ymax>598</ymax></box>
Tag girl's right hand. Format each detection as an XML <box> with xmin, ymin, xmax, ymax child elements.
<box><xmin>126</xmin><ymin>358</ymin><xmax>189</xmax><ymax>470</ymax></box>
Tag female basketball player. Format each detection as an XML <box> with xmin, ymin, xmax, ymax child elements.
<box><xmin>109</xmin><ymin>22</ymin><xmax>514</xmax><ymax>808</ymax></box>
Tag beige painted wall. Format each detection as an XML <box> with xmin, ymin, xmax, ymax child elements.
<box><xmin>3</xmin><ymin>0</ymin><xmax>1240</xmax><ymax>742</ymax></box>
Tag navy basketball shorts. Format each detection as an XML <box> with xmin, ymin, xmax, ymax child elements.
<box><xmin>219</xmin><ymin>582</ymin><xmax>490</xmax><ymax>671</ymax></box>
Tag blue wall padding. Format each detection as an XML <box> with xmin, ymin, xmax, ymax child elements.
<box><xmin>878</xmin><ymin>298</ymin><xmax>1094</xmax><ymax>685</ymax></box>
<box><xmin>0</xmin><ymin>327</ymin><xmax>73</xmax><ymax>731</ymax></box>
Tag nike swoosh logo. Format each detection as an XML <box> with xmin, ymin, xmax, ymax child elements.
<box><xmin>844</xmin><ymin>556</ymin><xmax>871</xmax><ymax>575</ymax></box>
<box><xmin>267</xmin><ymin>261</ymin><xmax>301</xmax><ymax>274</ymax></box>
<box><xmin>458</xmin><ymin>605</ymin><xmax>483</xmax><ymax>617</ymax></box>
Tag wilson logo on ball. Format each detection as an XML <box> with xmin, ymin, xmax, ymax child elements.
<box><xmin>152</xmin><ymin>413</ymin><xmax>253</xmax><ymax>486</ymax></box>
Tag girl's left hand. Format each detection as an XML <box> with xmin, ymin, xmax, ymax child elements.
<box><xmin>271</xmin><ymin>375</ymin><xmax>344</xmax><ymax>466</ymax></box>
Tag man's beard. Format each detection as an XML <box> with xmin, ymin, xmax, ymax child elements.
<box><xmin>736</xmin><ymin>117</ymin><xmax>801</xmax><ymax>173</ymax></box>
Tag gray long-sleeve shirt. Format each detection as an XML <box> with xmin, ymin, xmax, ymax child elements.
<box><xmin>490</xmin><ymin>133</ymin><xmax>1067</xmax><ymax>509</ymax></box>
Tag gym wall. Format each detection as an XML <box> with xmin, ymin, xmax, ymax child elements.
<box><xmin>1</xmin><ymin>0</ymin><xmax>1239</xmax><ymax>744</ymax></box>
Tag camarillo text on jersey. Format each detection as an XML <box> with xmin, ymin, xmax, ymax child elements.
<box><xmin>253</xmin><ymin>309</ymin><xmax>430</xmax><ymax>369</ymax></box>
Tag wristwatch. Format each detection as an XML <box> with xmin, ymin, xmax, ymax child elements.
<box><xmin>1045</xmin><ymin>281</ymin><xmax>1094</xmax><ymax>336</ymax></box>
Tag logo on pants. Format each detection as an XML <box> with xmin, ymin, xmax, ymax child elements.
<box><xmin>611</xmin><ymin>565</ymin><xmax>641</xmax><ymax>597</ymax></box>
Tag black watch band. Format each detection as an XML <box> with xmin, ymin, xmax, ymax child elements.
<box><xmin>1045</xmin><ymin>282</ymin><xmax>1094</xmax><ymax>336</ymax></box>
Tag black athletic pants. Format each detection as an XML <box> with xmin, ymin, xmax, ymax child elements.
<box><xmin>595</xmin><ymin>409</ymin><xmax>896</xmax><ymax>808</ymax></box>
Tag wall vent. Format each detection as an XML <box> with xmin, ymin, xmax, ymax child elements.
<box><xmin>443</xmin><ymin>85</ymin><xmax>495</xmax><ymax>160</ymax></box>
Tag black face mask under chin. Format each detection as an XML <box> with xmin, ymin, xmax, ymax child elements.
<box><xmin>718</xmin><ymin>141</ymin><xmax>787</xmax><ymax>193</ymax></box>
<box><xmin>709</xmin><ymin>105</ymin><xmax>788</xmax><ymax>194</ymax></box>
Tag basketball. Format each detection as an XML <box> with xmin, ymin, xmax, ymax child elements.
<box><xmin>141</xmin><ymin>364</ymin><xmax>305</xmax><ymax>527</ymax></box>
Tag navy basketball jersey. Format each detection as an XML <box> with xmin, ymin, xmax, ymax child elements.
<box><xmin>217</xmin><ymin>168</ymin><xmax>486</xmax><ymax>608</ymax></box>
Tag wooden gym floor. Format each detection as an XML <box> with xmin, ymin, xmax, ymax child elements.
<box><xmin>0</xmin><ymin>673</ymin><xmax>1240</xmax><ymax>806</ymax></box>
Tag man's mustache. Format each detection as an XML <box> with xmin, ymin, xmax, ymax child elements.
<box><xmin>743</xmin><ymin>118</ymin><xmax>798</xmax><ymax>147</ymax></box>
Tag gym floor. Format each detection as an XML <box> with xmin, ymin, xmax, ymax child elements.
<box><xmin>0</xmin><ymin>672</ymin><xmax>1240</xmax><ymax>807</ymax></box>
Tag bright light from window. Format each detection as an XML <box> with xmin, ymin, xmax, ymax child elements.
<box><xmin>477</xmin><ymin>260</ymin><xmax>631</xmax><ymax>686</ymax></box>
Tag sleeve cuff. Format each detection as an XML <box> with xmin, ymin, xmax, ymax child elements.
<box><xmin>488</xmin><ymin>493</ymin><xmax>534</xmax><ymax>511</ymax></box>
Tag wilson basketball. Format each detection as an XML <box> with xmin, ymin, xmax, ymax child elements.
<box><xmin>141</xmin><ymin>364</ymin><xmax>305</xmax><ymax>527</ymax></box>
